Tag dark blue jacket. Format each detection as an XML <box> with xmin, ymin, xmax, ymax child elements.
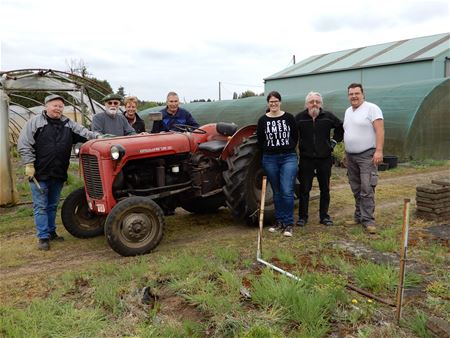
<box><xmin>151</xmin><ymin>107</ymin><xmax>199</xmax><ymax>133</ymax></box>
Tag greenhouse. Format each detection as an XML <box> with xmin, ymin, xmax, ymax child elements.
<box><xmin>141</xmin><ymin>78</ymin><xmax>450</xmax><ymax>160</ymax></box>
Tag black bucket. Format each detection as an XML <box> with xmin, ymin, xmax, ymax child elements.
<box><xmin>378</xmin><ymin>163</ymin><xmax>389</xmax><ymax>171</ymax></box>
<box><xmin>383</xmin><ymin>155</ymin><xmax>398</xmax><ymax>169</ymax></box>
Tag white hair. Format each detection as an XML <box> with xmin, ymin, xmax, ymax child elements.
<box><xmin>304</xmin><ymin>91</ymin><xmax>323</xmax><ymax>107</ymax></box>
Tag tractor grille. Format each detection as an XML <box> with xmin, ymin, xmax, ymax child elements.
<box><xmin>81</xmin><ymin>154</ymin><xmax>104</xmax><ymax>199</ymax></box>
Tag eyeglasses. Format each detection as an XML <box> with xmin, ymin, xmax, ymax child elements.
<box><xmin>268</xmin><ymin>100</ymin><xmax>280</xmax><ymax>104</ymax></box>
<box><xmin>107</xmin><ymin>101</ymin><xmax>120</xmax><ymax>106</ymax></box>
<box><xmin>308</xmin><ymin>100</ymin><xmax>321</xmax><ymax>104</ymax></box>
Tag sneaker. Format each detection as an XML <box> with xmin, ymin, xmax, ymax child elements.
<box><xmin>363</xmin><ymin>224</ymin><xmax>377</xmax><ymax>234</ymax></box>
<box><xmin>320</xmin><ymin>217</ymin><xmax>334</xmax><ymax>226</ymax></box>
<box><xmin>49</xmin><ymin>232</ymin><xmax>64</xmax><ymax>241</ymax></box>
<box><xmin>38</xmin><ymin>239</ymin><xmax>50</xmax><ymax>251</ymax></box>
<box><xmin>268</xmin><ymin>221</ymin><xmax>284</xmax><ymax>233</ymax></box>
<box><xmin>283</xmin><ymin>226</ymin><xmax>293</xmax><ymax>237</ymax></box>
<box><xmin>296</xmin><ymin>219</ymin><xmax>307</xmax><ymax>227</ymax></box>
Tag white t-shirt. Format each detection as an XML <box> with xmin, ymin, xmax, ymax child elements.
<box><xmin>343</xmin><ymin>101</ymin><xmax>383</xmax><ymax>154</ymax></box>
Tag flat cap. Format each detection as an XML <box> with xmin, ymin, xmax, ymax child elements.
<box><xmin>101</xmin><ymin>93</ymin><xmax>123</xmax><ymax>102</ymax></box>
<box><xmin>44</xmin><ymin>94</ymin><xmax>64</xmax><ymax>104</ymax></box>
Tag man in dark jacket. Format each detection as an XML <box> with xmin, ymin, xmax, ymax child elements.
<box><xmin>295</xmin><ymin>91</ymin><xmax>343</xmax><ymax>227</ymax></box>
<box><xmin>18</xmin><ymin>94</ymin><xmax>100</xmax><ymax>250</ymax></box>
<box><xmin>151</xmin><ymin>91</ymin><xmax>199</xmax><ymax>133</ymax></box>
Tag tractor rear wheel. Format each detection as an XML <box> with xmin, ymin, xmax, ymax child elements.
<box><xmin>104</xmin><ymin>197</ymin><xmax>164</xmax><ymax>256</ymax></box>
<box><xmin>61</xmin><ymin>187</ymin><xmax>105</xmax><ymax>238</ymax></box>
<box><xmin>223</xmin><ymin>135</ymin><xmax>274</xmax><ymax>225</ymax></box>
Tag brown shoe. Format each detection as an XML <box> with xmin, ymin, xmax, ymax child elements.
<box><xmin>345</xmin><ymin>219</ymin><xmax>360</xmax><ymax>226</ymax></box>
<box><xmin>364</xmin><ymin>225</ymin><xmax>377</xmax><ymax>234</ymax></box>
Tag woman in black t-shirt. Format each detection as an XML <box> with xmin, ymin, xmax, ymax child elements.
<box><xmin>256</xmin><ymin>91</ymin><xmax>298</xmax><ymax>237</ymax></box>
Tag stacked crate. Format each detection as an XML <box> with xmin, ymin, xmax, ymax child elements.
<box><xmin>416</xmin><ymin>179</ymin><xmax>450</xmax><ymax>221</ymax></box>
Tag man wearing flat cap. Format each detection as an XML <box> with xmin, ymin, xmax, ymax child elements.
<box><xmin>91</xmin><ymin>93</ymin><xmax>136</xmax><ymax>136</ymax></box>
<box><xmin>18</xmin><ymin>94</ymin><xmax>101</xmax><ymax>251</ymax></box>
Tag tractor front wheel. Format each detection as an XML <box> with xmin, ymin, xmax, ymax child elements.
<box><xmin>61</xmin><ymin>187</ymin><xmax>105</xmax><ymax>238</ymax></box>
<box><xmin>104</xmin><ymin>197</ymin><xmax>164</xmax><ymax>256</ymax></box>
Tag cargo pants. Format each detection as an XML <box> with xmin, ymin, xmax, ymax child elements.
<box><xmin>346</xmin><ymin>148</ymin><xmax>378</xmax><ymax>226</ymax></box>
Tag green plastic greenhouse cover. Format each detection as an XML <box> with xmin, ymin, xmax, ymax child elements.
<box><xmin>140</xmin><ymin>78</ymin><xmax>449</xmax><ymax>160</ymax></box>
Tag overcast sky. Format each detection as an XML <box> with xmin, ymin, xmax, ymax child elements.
<box><xmin>1</xmin><ymin>0</ymin><xmax>448</xmax><ymax>102</ymax></box>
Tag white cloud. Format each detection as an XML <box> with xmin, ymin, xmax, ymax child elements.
<box><xmin>1</xmin><ymin>0</ymin><xmax>448</xmax><ymax>101</ymax></box>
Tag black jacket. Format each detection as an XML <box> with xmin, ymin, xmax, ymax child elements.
<box><xmin>17</xmin><ymin>112</ymin><xmax>97</xmax><ymax>181</ymax></box>
<box><xmin>125</xmin><ymin>112</ymin><xmax>146</xmax><ymax>133</ymax></box>
<box><xmin>295</xmin><ymin>109</ymin><xmax>343</xmax><ymax>159</ymax></box>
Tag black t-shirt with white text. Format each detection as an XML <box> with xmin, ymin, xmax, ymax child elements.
<box><xmin>256</xmin><ymin>112</ymin><xmax>298</xmax><ymax>154</ymax></box>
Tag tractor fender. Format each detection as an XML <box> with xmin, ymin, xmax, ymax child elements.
<box><xmin>220</xmin><ymin>125</ymin><xmax>257</xmax><ymax>161</ymax></box>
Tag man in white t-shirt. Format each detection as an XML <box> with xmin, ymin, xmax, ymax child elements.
<box><xmin>343</xmin><ymin>83</ymin><xmax>384</xmax><ymax>234</ymax></box>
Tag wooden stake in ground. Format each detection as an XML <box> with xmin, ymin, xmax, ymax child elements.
<box><xmin>396</xmin><ymin>198</ymin><xmax>411</xmax><ymax>324</ymax></box>
<box><xmin>256</xmin><ymin>176</ymin><xmax>267</xmax><ymax>260</ymax></box>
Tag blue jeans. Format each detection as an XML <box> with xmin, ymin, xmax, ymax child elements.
<box><xmin>30</xmin><ymin>179</ymin><xmax>64</xmax><ymax>239</ymax></box>
<box><xmin>262</xmin><ymin>152</ymin><xmax>298</xmax><ymax>225</ymax></box>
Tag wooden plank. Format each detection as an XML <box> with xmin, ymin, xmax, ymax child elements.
<box><xmin>416</xmin><ymin>184</ymin><xmax>450</xmax><ymax>194</ymax></box>
<box><xmin>416</xmin><ymin>196</ymin><xmax>450</xmax><ymax>205</ymax></box>
<box><xmin>416</xmin><ymin>211</ymin><xmax>450</xmax><ymax>220</ymax></box>
<box><xmin>426</xmin><ymin>315</ymin><xmax>450</xmax><ymax>338</ymax></box>
<box><xmin>417</xmin><ymin>205</ymin><xmax>450</xmax><ymax>214</ymax></box>
<box><xmin>416</xmin><ymin>191</ymin><xmax>450</xmax><ymax>200</ymax></box>
<box><xmin>431</xmin><ymin>178</ymin><xmax>450</xmax><ymax>187</ymax></box>
<box><xmin>416</xmin><ymin>201</ymin><xmax>450</xmax><ymax>209</ymax></box>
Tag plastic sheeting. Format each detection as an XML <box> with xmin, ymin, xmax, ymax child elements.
<box><xmin>140</xmin><ymin>78</ymin><xmax>450</xmax><ymax>160</ymax></box>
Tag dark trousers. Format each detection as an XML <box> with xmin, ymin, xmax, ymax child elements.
<box><xmin>298</xmin><ymin>157</ymin><xmax>332</xmax><ymax>221</ymax></box>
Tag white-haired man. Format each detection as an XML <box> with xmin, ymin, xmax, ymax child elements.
<box><xmin>295</xmin><ymin>91</ymin><xmax>343</xmax><ymax>227</ymax></box>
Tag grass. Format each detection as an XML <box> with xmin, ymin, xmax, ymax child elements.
<box><xmin>354</xmin><ymin>262</ymin><xmax>423</xmax><ymax>294</ymax></box>
<box><xmin>0</xmin><ymin>297</ymin><xmax>107</xmax><ymax>338</ymax></box>
<box><xmin>404</xmin><ymin>309</ymin><xmax>432</xmax><ymax>338</ymax></box>
<box><xmin>250</xmin><ymin>269</ymin><xmax>345</xmax><ymax>337</ymax></box>
<box><xmin>1</xmin><ymin>159</ymin><xmax>449</xmax><ymax>337</ymax></box>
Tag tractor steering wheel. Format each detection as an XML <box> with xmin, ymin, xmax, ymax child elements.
<box><xmin>173</xmin><ymin>124</ymin><xmax>207</xmax><ymax>134</ymax></box>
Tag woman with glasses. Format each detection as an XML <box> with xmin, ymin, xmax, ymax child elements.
<box><xmin>91</xmin><ymin>93</ymin><xmax>136</xmax><ymax>136</ymax></box>
<box><xmin>256</xmin><ymin>91</ymin><xmax>298</xmax><ymax>237</ymax></box>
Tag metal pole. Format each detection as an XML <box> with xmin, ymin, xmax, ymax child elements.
<box><xmin>0</xmin><ymin>88</ymin><xmax>18</xmax><ymax>205</ymax></box>
<box><xmin>256</xmin><ymin>175</ymin><xmax>301</xmax><ymax>281</ymax></box>
<box><xmin>396</xmin><ymin>198</ymin><xmax>411</xmax><ymax>323</ymax></box>
<box><xmin>218</xmin><ymin>81</ymin><xmax>221</xmax><ymax>101</ymax></box>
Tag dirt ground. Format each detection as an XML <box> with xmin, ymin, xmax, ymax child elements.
<box><xmin>1</xmin><ymin>167</ymin><xmax>448</xmax><ymax>289</ymax></box>
<box><xmin>0</xmin><ymin>166</ymin><xmax>449</xmax><ymax>337</ymax></box>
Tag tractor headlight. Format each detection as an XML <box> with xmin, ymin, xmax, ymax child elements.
<box><xmin>110</xmin><ymin>144</ymin><xmax>125</xmax><ymax>160</ymax></box>
<box><xmin>73</xmin><ymin>142</ymin><xmax>83</xmax><ymax>157</ymax></box>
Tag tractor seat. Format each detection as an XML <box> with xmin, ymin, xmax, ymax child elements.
<box><xmin>216</xmin><ymin>122</ymin><xmax>238</xmax><ymax>136</ymax></box>
<box><xmin>198</xmin><ymin>140</ymin><xmax>227</xmax><ymax>153</ymax></box>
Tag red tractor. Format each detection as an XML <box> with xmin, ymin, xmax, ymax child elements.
<box><xmin>61</xmin><ymin>122</ymin><xmax>274</xmax><ymax>256</ymax></box>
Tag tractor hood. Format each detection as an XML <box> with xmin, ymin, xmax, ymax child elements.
<box><xmin>80</xmin><ymin>132</ymin><xmax>193</xmax><ymax>160</ymax></box>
